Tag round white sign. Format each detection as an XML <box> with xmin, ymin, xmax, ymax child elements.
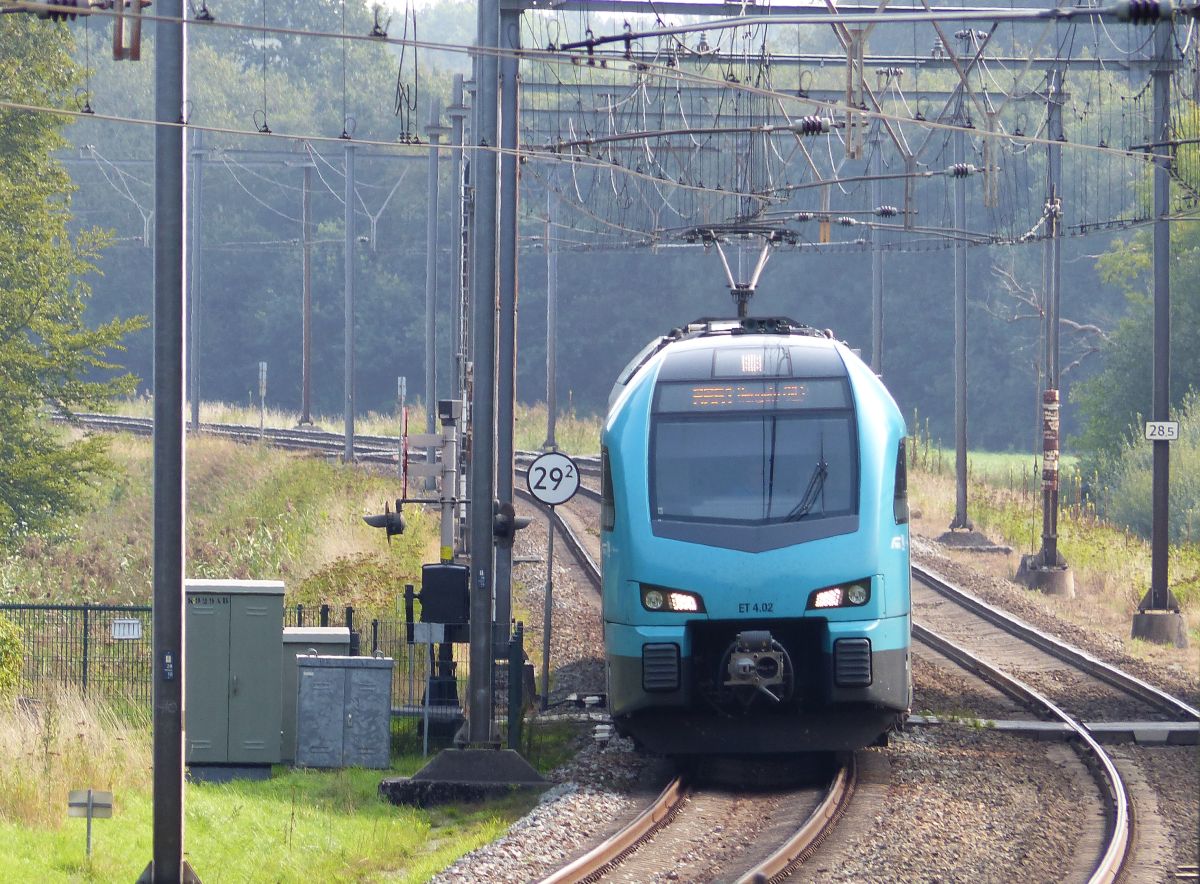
<box><xmin>526</xmin><ymin>452</ymin><xmax>580</xmax><ymax>506</ymax></box>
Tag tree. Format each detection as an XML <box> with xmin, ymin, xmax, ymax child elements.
<box><xmin>0</xmin><ymin>17</ymin><xmax>144</xmax><ymax>547</ymax></box>
<box><xmin>1072</xmin><ymin>223</ymin><xmax>1200</xmax><ymax>474</ymax></box>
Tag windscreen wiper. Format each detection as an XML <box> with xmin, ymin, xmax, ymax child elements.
<box><xmin>785</xmin><ymin>459</ymin><xmax>827</xmax><ymax>521</ymax></box>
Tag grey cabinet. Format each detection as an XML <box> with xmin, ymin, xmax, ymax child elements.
<box><xmin>186</xmin><ymin>579</ymin><xmax>284</xmax><ymax>765</ymax></box>
<box><xmin>281</xmin><ymin>628</ymin><xmax>351</xmax><ymax>764</ymax></box>
<box><xmin>296</xmin><ymin>656</ymin><xmax>393</xmax><ymax>769</ymax></box>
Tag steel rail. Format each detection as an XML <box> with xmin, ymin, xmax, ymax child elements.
<box><xmin>913</xmin><ymin>564</ymin><xmax>1200</xmax><ymax>721</ymax></box>
<box><xmin>536</xmin><ymin>775</ymin><xmax>689</xmax><ymax>884</ymax></box>
<box><xmin>513</xmin><ymin>478</ymin><xmax>602</xmax><ymax>589</ymax></box>
<box><xmin>912</xmin><ymin>622</ymin><xmax>1133</xmax><ymax>884</ymax></box>
<box><xmin>734</xmin><ymin>754</ymin><xmax>857</xmax><ymax>884</ymax></box>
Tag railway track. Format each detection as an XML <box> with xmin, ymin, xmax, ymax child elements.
<box><xmin>74</xmin><ymin>413</ymin><xmax>1197</xmax><ymax>880</ymax></box>
<box><xmin>518</xmin><ymin>477</ymin><xmax>858</xmax><ymax>883</ymax></box>
<box><xmin>538</xmin><ymin>758</ymin><xmax>854</xmax><ymax>884</ymax></box>
<box><xmin>534</xmin><ymin>485</ymin><xmax>1198</xmax><ymax>883</ymax></box>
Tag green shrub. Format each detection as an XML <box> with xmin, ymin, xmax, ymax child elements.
<box><xmin>1108</xmin><ymin>390</ymin><xmax>1200</xmax><ymax>543</ymax></box>
<box><xmin>0</xmin><ymin>616</ymin><xmax>21</xmax><ymax>698</ymax></box>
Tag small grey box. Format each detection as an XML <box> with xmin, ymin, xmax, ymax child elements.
<box><xmin>281</xmin><ymin>628</ymin><xmax>351</xmax><ymax>764</ymax></box>
<box><xmin>296</xmin><ymin>656</ymin><xmax>393</xmax><ymax>769</ymax></box>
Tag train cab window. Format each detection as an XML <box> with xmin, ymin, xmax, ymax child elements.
<box><xmin>601</xmin><ymin>446</ymin><xmax>616</xmax><ymax>532</ymax></box>
<box><xmin>648</xmin><ymin>376</ymin><xmax>860</xmax><ymax>551</ymax></box>
<box><xmin>894</xmin><ymin>439</ymin><xmax>909</xmax><ymax>524</ymax></box>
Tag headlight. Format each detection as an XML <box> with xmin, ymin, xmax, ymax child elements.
<box><xmin>806</xmin><ymin>579</ymin><xmax>871</xmax><ymax>610</ymax></box>
<box><xmin>641</xmin><ymin>584</ymin><xmax>705</xmax><ymax>613</ymax></box>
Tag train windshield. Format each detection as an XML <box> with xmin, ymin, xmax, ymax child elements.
<box><xmin>651</xmin><ymin>411</ymin><xmax>857</xmax><ymax>525</ymax></box>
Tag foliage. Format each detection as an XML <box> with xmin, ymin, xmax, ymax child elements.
<box><xmin>0</xmin><ymin>687</ymin><xmax>151</xmax><ymax>828</ymax></box>
<box><xmin>0</xmin><ymin>17</ymin><xmax>145</xmax><ymax>549</ymax></box>
<box><xmin>1106</xmin><ymin>390</ymin><xmax>1200</xmax><ymax>544</ymax></box>
<box><xmin>0</xmin><ymin>435</ymin><xmax>436</xmax><ymax>606</ymax></box>
<box><xmin>1073</xmin><ymin>220</ymin><xmax>1200</xmax><ymax>474</ymax></box>
<box><xmin>0</xmin><ymin>616</ymin><xmax>21</xmax><ymax>698</ymax></box>
<box><xmin>0</xmin><ymin>717</ymin><xmax>533</xmax><ymax>881</ymax></box>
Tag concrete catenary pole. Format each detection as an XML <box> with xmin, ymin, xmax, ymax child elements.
<box><xmin>494</xmin><ymin>8</ymin><xmax>522</xmax><ymax>642</ymax></box>
<box><xmin>544</xmin><ymin>175</ymin><xmax>558</xmax><ymax>451</ymax></box>
<box><xmin>300</xmin><ymin>156</ymin><xmax>313</xmax><ymax>426</ymax></box>
<box><xmin>343</xmin><ymin>143</ymin><xmax>356</xmax><ymax>462</ymax></box>
<box><xmin>150</xmin><ymin>0</ymin><xmax>188</xmax><ymax>878</ymax></box>
<box><xmin>1039</xmin><ymin>69</ymin><xmax>1064</xmax><ymax>571</ymax></box>
<box><xmin>1134</xmin><ymin>19</ymin><xmax>1187</xmax><ymax>648</ymax></box>
<box><xmin>448</xmin><ymin>75</ymin><xmax>468</xmax><ymax>402</ymax></box>
<box><xmin>951</xmin><ymin>122</ymin><xmax>970</xmax><ymax>530</ymax></box>
<box><xmin>869</xmin><ymin>119</ymin><xmax>883</xmax><ymax>376</ymax></box>
<box><xmin>425</xmin><ymin>98</ymin><xmax>447</xmax><ymax>479</ymax></box>
<box><xmin>188</xmin><ymin>128</ymin><xmax>202</xmax><ymax>430</ymax></box>
<box><xmin>468</xmin><ymin>0</ymin><xmax>501</xmax><ymax>745</ymax></box>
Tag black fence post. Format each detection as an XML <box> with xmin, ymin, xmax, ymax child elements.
<box><xmin>346</xmin><ymin>606</ymin><xmax>359</xmax><ymax>656</ymax></box>
<box><xmin>320</xmin><ymin>604</ymin><xmax>330</xmax><ymax>627</ymax></box>
<box><xmin>371</xmin><ymin>619</ymin><xmax>379</xmax><ymax>654</ymax></box>
<box><xmin>81</xmin><ymin>606</ymin><xmax>90</xmax><ymax>697</ymax></box>
<box><xmin>296</xmin><ymin>603</ymin><xmax>304</xmax><ymax>627</ymax></box>
<box><xmin>507</xmin><ymin>622</ymin><xmax>524</xmax><ymax>751</ymax></box>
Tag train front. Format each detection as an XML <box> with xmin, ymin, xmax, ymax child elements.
<box><xmin>601</xmin><ymin>327</ymin><xmax>911</xmax><ymax>754</ymax></box>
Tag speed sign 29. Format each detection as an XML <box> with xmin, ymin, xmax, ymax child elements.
<box><xmin>526</xmin><ymin>452</ymin><xmax>580</xmax><ymax>506</ymax></box>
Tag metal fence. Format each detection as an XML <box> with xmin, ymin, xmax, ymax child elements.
<box><xmin>0</xmin><ymin>602</ymin><xmax>492</xmax><ymax>732</ymax></box>
<box><xmin>0</xmin><ymin>603</ymin><xmax>155</xmax><ymax>707</ymax></box>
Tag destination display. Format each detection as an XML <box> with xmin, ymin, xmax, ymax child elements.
<box><xmin>655</xmin><ymin>379</ymin><xmax>850</xmax><ymax>412</ymax></box>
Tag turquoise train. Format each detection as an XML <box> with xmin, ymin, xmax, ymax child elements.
<box><xmin>601</xmin><ymin>317</ymin><xmax>912</xmax><ymax>754</ymax></box>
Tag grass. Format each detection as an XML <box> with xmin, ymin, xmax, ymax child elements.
<box><xmin>0</xmin><ymin>687</ymin><xmax>543</xmax><ymax>882</ymax></box>
<box><xmin>0</xmin><ymin>434</ymin><xmax>437</xmax><ymax>614</ymax></box>
<box><xmin>909</xmin><ymin>446</ymin><xmax>1200</xmax><ymax>653</ymax></box>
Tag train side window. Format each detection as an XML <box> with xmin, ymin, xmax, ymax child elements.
<box><xmin>894</xmin><ymin>439</ymin><xmax>909</xmax><ymax>524</ymax></box>
<box><xmin>601</xmin><ymin>446</ymin><xmax>616</xmax><ymax>531</ymax></box>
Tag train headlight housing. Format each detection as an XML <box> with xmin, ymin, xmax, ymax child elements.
<box><xmin>807</xmin><ymin>579</ymin><xmax>871</xmax><ymax>610</ymax></box>
<box><xmin>640</xmin><ymin>585</ymin><xmax>705</xmax><ymax>613</ymax></box>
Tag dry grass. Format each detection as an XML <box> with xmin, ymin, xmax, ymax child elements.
<box><xmin>910</xmin><ymin>466</ymin><xmax>1200</xmax><ymax>671</ymax></box>
<box><xmin>0</xmin><ymin>688</ymin><xmax>151</xmax><ymax>828</ymax></box>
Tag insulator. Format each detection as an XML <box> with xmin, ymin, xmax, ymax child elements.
<box><xmin>875</xmin><ymin>205</ymin><xmax>899</xmax><ymax>218</ymax></box>
<box><xmin>836</xmin><ymin>216</ymin><xmax>856</xmax><ymax>226</ymax></box>
<box><xmin>1115</xmin><ymin>0</ymin><xmax>1175</xmax><ymax>22</ymax></box>
<box><xmin>947</xmin><ymin>163</ymin><xmax>976</xmax><ymax>178</ymax></box>
<box><xmin>793</xmin><ymin>116</ymin><xmax>830</xmax><ymax>136</ymax></box>
<box><xmin>793</xmin><ymin>211</ymin><xmax>815</xmax><ymax>222</ymax></box>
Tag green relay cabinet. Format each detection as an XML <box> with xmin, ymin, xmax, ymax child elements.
<box><xmin>185</xmin><ymin>579</ymin><xmax>285</xmax><ymax>765</ymax></box>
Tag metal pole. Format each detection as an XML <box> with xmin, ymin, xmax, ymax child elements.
<box><xmin>343</xmin><ymin>143</ymin><xmax>356</xmax><ymax>462</ymax></box>
<box><xmin>1149</xmin><ymin>23</ymin><xmax>1172</xmax><ymax>611</ymax></box>
<box><xmin>869</xmin><ymin>119</ymin><xmax>883</xmax><ymax>376</ymax></box>
<box><xmin>300</xmin><ymin>158</ymin><xmax>313</xmax><ymax>426</ymax></box>
<box><xmin>440</xmin><ymin>401</ymin><xmax>460</xmax><ymax>563</ymax></box>
<box><xmin>150</xmin><ymin>0</ymin><xmax>186</xmax><ymax>877</ymax></box>
<box><xmin>1040</xmin><ymin>69</ymin><xmax>1063</xmax><ymax>569</ymax></box>
<box><xmin>494</xmin><ymin>7</ymin><xmax>521</xmax><ymax>646</ymax></box>
<box><xmin>425</xmin><ymin>99</ymin><xmax>446</xmax><ymax>482</ymax></box>
<box><xmin>468</xmin><ymin>0</ymin><xmax>501</xmax><ymax>746</ymax></box>
<box><xmin>544</xmin><ymin>179</ymin><xmax>558</xmax><ymax>450</ymax></box>
<box><xmin>448</xmin><ymin>75</ymin><xmax>468</xmax><ymax>402</ymax></box>
<box><xmin>188</xmin><ymin>129</ymin><xmax>201</xmax><ymax>430</ymax></box>
<box><xmin>951</xmin><ymin>124</ymin><xmax>970</xmax><ymax>530</ymax></box>
<box><xmin>540</xmin><ymin>514</ymin><xmax>553</xmax><ymax>711</ymax></box>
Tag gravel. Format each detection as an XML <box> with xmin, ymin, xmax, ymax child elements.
<box><xmin>426</xmin><ymin>506</ymin><xmax>1198</xmax><ymax>883</ymax></box>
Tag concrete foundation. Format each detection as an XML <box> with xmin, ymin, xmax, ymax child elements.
<box><xmin>379</xmin><ymin>748</ymin><xmax>547</xmax><ymax>808</ymax></box>
<box><xmin>1131</xmin><ymin>611</ymin><xmax>1189</xmax><ymax>649</ymax></box>
<box><xmin>1015</xmin><ymin>554</ymin><xmax>1075</xmax><ymax>598</ymax></box>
